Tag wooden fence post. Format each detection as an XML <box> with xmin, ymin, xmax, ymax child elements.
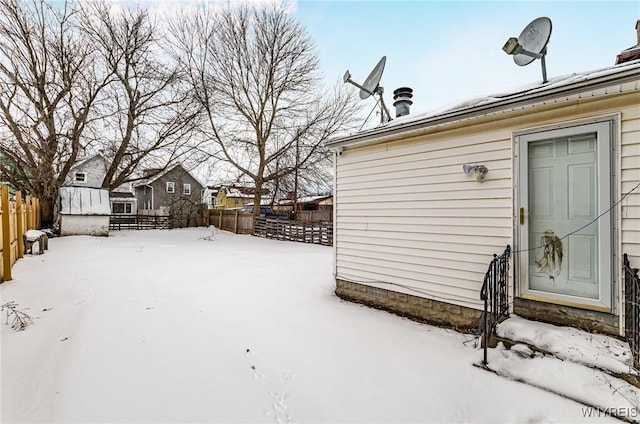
<box><xmin>25</xmin><ymin>195</ymin><xmax>32</xmax><ymax>230</ymax></box>
<box><xmin>234</xmin><ymin>210</ymin><xmax>239</xmax><ymax>234</ymax></box>
<box><xmin>16</xmin><ymin>191</ymin><xmax>24</xmax><ymax>259</ymax></box>
<box><xmin>35</xmin><ymin>197</ymin><xmax>41</xmax><ymax>229</ymax></box>
<box><xmin>1</xmin><ymin>185</ymin><xmax>12</xmax><ymax>281</ymax></box>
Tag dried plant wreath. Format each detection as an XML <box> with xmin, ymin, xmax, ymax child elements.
<box><xmin>535</xmin><ymin>230</ymin><xmax>564</xmax><ymax>277</ymax></box>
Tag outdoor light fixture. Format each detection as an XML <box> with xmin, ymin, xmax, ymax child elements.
<box><xmin>463</xmin><ymin>164</ymin><xmax>488</xmax><ymax>182</ymax></box>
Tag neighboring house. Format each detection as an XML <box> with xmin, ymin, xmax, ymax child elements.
<box><xmin>63</xmin><ymin>153</ymin><xmax>137</xmax><ymax>215</ymax></box>
<box><xmin>274</xmin><ymin>195</ymin><xmax>333</xmax><ymax>220</ymax></box>
<box><xmin>110</xmin><ymin>191</ymin><xmax>137</xmax><ymax>215</ymax></box>
<box><xmin>58</xmin><ymin>186</ymin><xmax>110</xmax><ymax>236</ymax></box>
<box><xmin>133</xmin><ymin>165</ymin><xmax>204</xmax><ymax>226</ymax></box>
<box><xmin>215</xmin><ymin>185</ymin><xmax>269</xmax><ymax>209</ymax></box>
<box><xmin>296</xmin><ymin>195</ymin><xmax>333</xmax><ymax>211</ymax></box>
<box><xmin>327</xmin><ymin>60</ymin><xmax>640</xmax><ymax>337</ymax></box>
<box><xmin>202</xmin><ymin>185</ymin><xmax>218</xmax><ymax>209</ymax></box>
<box><xmin>64</xmin><ymin>154</ymin><xmax>108</xmax><ymax>188</ymax></box>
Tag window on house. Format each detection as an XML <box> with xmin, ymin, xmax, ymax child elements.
<box><xmin>183</xmin><ymin>183</ymin><xmax>191</xmax><ymax>195</ymax></box>
<box><xmin>167</xmin><ymin>182</ymin><xmax>175</xmax><ymax>193</ymax></box>
<box><xmin>74</xmin><ymin>172</ymin><xmax>87</xmax><ymax>183</ymax></box>
<box><xmin>111</xmin><ymin>202</ymin><xmax>132</xmax><ymax>214</ymax></box>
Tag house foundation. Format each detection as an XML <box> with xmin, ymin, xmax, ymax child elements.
<box><xmin>513</xmin><ymin>298</ymin><xmax>619</xmax><ymax>336</ymax></box>
<box><xmin>335</xmin><ymin>279</ymin><xmax>482</xmax><ymax>332</ymax></box>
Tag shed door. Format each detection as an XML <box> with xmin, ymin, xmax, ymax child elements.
<box><xmin>518</xmin><ymin>122</ymin><xmax>612</xmax><ymax>311</ymax></box>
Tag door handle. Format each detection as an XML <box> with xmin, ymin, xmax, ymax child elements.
<box><xmin>519</xmin><ymin>207</ymin><xmax>525</xmax><ymax>225</ymax></box>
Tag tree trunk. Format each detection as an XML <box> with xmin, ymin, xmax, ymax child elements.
<box><xmin>38</xmin><ymin>189</ymin><xmax>57</xmax><ymax>229</ymax></box>
<box><xmin>253</xmin><ymin>178</ymin><xmax>263</xmax><ymax>218</ymax></box>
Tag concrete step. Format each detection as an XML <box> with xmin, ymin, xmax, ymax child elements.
<box><xmin>478</xmin><ymin>315</ymin><xmax>640</xmax><ymax>423</ymax></box>
<box><xmin>495</xmin><ymin>315</ymin><xmax>637</xmax><ymax>377</ymax></box>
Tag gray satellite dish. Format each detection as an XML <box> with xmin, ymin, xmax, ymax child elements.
<box><xmin>503</xmin><ymin>17</ymin><xmax>552</xmax><ymax>83</ymax></box>
<box><xmin>359</xmin><ymin>56</ymin><xmax>386</xmax><ymax>99</ymax></box>
<box><xmin>513</xmin><ymin>17</ymin><xmax>552</xmax><ymax>66</ymax></box>
<box><xmin>343</xmin><ymin>56</ymin><xmax>392</xmax><ymax>124</ymax></box>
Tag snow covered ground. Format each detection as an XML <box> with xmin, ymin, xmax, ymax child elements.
<box><xmin>0</xmin><ymin>228</ymin><xmax>625</xmax><ymax>423</ymax></box>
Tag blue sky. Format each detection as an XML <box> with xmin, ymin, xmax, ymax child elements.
<box><xmin>293</xmin><ymin>1</ymin><xmax>640</xmax><ymax>115</ymax></box>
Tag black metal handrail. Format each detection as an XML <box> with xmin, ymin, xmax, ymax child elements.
<box><xmin>481</xmin><ymin>245</ymin><xmax>511</xmax><ymax>365</ymax></box>
<box><xmin>624</xmin><ymin>253</ymin><xmax>639</xmax><ymax>370</ymax></box>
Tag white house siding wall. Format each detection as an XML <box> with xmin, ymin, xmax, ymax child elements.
<box><xmin>336</xmin><ymin>126</ymin><xmax>514</xmax><ymax>311</ymax></box>
<box><xmin>336</xmin><ymin>92</ymin><xmax>640</xmax><ymax>314</ymax></box>
<box><xmin>621</xmin><ymin>103</ymin><xmax>640</xmax><ymax>265</ymax></box>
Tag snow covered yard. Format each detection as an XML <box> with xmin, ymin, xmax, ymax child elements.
<box><xmin>0</xmin><ymin>228</ymin><xmax>620</xmax><ymax>423</ymax></box>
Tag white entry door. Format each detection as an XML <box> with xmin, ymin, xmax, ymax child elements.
<box><xmin>518</xmin><ymin>121</ymin><xmax>612</xmax><ymax>311</ymax></box>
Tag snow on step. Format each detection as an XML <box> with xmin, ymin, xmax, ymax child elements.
<box><xmin>484</xmin><ymin>345</ymin><xmax>640</xmax><ymax>422</ymax></box>
<box><xmin>496</xmin><ymin>315</ymin><xmax>636</xmax><ymax>375</ymax></box>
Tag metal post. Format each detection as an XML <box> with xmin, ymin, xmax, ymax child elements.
<box><xmin>540</xmin><ymin>48</ymin><xmax>548</xmax><ymax>83</ymax></box>
<box><xmin>483</xmin><ymin>291</ymin><xmax>489</xmax><ymax>366</ymax></box>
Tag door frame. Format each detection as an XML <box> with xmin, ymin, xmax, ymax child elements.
<box><xmin>514</xmin><ymin>117</ymin><xmax>617</xmax><ymax>313</ymax></box>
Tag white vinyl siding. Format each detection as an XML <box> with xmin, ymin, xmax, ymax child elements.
<box><xmin>335</xmin><ymin>94</ymin><xmax>640</xmax><ymax>313</ymax></box>
<box><xmin>336</xmin><ymin>128</ymin><xmax>513</xmax><ymax>311</ymax></box>
<box><xmin>620</xmin><ymin>105</ymin><xmax>640</xmax><ymax>262</ymax></box>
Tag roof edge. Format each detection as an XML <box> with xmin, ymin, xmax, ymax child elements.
<box><xmin>327</xmin><ymin>61</ymin><xmax>640</xmax><ymax>149</ymax></box>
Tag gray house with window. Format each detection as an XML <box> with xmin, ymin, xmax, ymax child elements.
<box><xmin>133</xmin><ymin>165</ymin><xmax>204</xmax><ymax>226</ymax></box>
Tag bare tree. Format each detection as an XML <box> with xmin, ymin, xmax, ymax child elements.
<box><xmin>170</xmin><ymin>2</ymin><xmax>359</xmax><ymax>216</ymax></box>
<box><xmin>266</xmin><ymin>133</ymin><xmax>334</xmax><ymax>206</ymax></box>
<box><xmin>79</xmin><ymin>2</ymin><xmax>202</xmax><ymax>190</ymax></box>
<box><xmin>0</xmin><ymin>0</ymin><xmax>107</xmax><ymax>226</ymax></box>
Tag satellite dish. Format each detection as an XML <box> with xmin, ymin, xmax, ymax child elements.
<box><xmin>343</xmin><ymin>56</ymin><xmax>392</xmax><ymax>124</ymax></box>
<box><xmin>359</xmin><ymin>56</ymin><xmax>386</xmax><ymax>100</ymax></box>
<box><xmin>502</xmin><ymin>17</ymin><xmax>552</xmax><ymax>83</ymax></box>
<box><xmin>513</xmin><ymin>17</ymin><xmax>552</xmax><ymax>66</ymax></box>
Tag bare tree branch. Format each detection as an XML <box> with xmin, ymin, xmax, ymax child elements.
<box><xmin>0</xmin><ymin>0</ymin><xmax>107</xmax><ymax>226</ymax></box>
<box><xmin>170</xmin><ymin>2</ymin><xmax>360</xmax><ymax>215</ymax></box>
<box><xmin>79</xmin><ymin>1</ymin><xmax>202</xmax><ymax>191</ymax></box>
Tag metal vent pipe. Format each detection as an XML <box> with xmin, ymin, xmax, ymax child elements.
<box><xmin>393</xmin><ymin>87</ymin><xmax>413</xmax><ymax>117</ymax></box>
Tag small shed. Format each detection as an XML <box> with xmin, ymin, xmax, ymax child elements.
<box><xmin>59</xmin><ymin>187</ymin><xmax>111</xmax><ymax>236</ymax></box>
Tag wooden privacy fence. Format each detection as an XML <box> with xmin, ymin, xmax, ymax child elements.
<box><xmin>209</xmin><ymin>210</ymin><xmax>254</xmax><ymax>234</ymax></box>
<box><xmin>293</xmin><ymin>209</ymin><xmax>332</xmax><ymax>222</ymax></box>
<box><xmin>209</xmin><ymin>209</ymin><xmax>333</xmax><ymax>246</ymax></box>
<box><xmin>254</xmin><ymin>217</ymin><xmax>333</xmax><ymax>246</ymax></box>
<box><xmin>0</xmin><ymin>186</ymin><xmax>41</xmax><ymax>282</ymax></box>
